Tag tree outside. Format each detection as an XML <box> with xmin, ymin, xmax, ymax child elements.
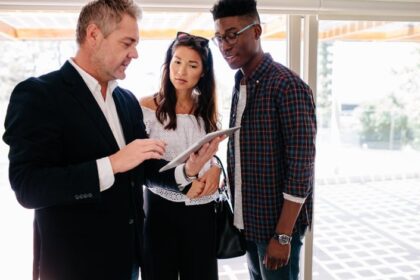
<box><xmin>355</xmin><ymin>47</ymin><xmax>420</xmax><ymax>150</ymax></box>
<box><xmin>0</xmin><ymin>40</ymin><xmax>76</xmax><ymax>102</ymax></box>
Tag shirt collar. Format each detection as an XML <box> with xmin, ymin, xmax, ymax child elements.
<box><xmin>234</xmin><ymin>53</ymin><xmax>273</xmax><ymax>90</ymax></box>
<box><xmin>68</xmin><ymin>58</ymin><xmax>118</xmax><ymax>97</ymax></box>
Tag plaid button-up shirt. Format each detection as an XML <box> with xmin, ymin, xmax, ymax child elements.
<box><xmin>227</xmin><ymin>53</ymin><xmax>317</xmax><ymax>242</ymax></box>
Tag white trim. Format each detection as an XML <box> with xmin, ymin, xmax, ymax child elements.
<box><xmin>318</xmin><ymin>14</ymin><xmax>420</xmax><ymax>21</ymax></box>
<box><xmin>286</xmin><ymin>15</ymin><xmax>302</xmax><ymax>75</ymax></box>
<box><xmin>301</xmin><ymin>15</ymin><xmax>318</xmax><ymax>280</ymax></box>
<box><xmin>303</xmin><ymin>228</ymin><xmax>314</xmax><ymax>280</ymax></box>
<box><xmin>319</xmin><ymin>0</ymin><xmax>420</xmax><ymax>19</ymax></box>
<box><xmin>303</xmin><ymin>15</ymin><xmax>318</xmax><ymax>94</ymax></box>
<box><xmin>1</xmin><ymin>0</ymin><xmax>420</xmax><ymax>19</ymax></box>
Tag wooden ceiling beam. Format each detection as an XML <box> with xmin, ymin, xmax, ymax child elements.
<box><xmin>401</xmin><ymin>34</ymin><xmax>420</xmax><ymax>42</ymax></box>
<box><xmin>16</xmin><ymin>28</ymin><xmax>74</xmax><ymax>39</ymax></box>
<box><xmin>319</xmin><ymin>24</ymin><xmax>420</xmax><ymax>42</ymax></box>
<box><xmin>4</xmin><ymin>24</ymin><xmax>420</xmax><ymax>42</ymax></box>
<box><xmin>263</xmin><ymin>31</ymin><xmax>287</xmax><ymax>40</ymax></box>
<box><xmin>383</xmin><ymin>24</ymin><xmax>420</xmax><ymax>41</ymax></box>
<box><xmin>0</xmin><ymin>20</ymin><xmax>17</xmax><ymax>39</ymax></box>
<box><xmin>6</xmin><ymin>28</ymin><xmax>215</xmax><ymax>40</ymax></box>
<box><xmin>261</xmin><ymin>17</ymin><xmax>286</xmax><ymax>39</ymax></box>
<box><xmin>140</xmin><ymin>28</ymin><xmax>214</xmax><ymax>39</ymax></box>
<box><xmin>319</xmin><ymin>21</ymin><xmax>388</xmax><ymax>41</ymax></box>
<box><xmin>321</xmin><ymin>32</ymin><xmax>387</xmax><ymax>41</ymax></box>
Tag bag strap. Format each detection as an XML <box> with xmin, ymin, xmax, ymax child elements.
<box><xmin>213</xmin><ymin>155</ymin><xmax>234</xmax><ymax>213</ymax></box>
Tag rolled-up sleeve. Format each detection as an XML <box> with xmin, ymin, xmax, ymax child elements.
<box><xmin>278</xmin><ymin>77</ymin><xmax>317</xmax><ymax>198</ymax></box>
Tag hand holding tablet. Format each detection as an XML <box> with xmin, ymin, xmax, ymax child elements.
<box><xmin>159</xmin><ymin>126</ymin><xmax>240</xmax><ymax>172</ymax></box>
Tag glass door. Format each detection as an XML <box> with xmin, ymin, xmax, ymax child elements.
<box><xmin>313</xmin><ymin>20</ymin><xmax>420</xmax><ymax>280</ymax></box>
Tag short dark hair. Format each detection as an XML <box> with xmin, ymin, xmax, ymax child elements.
<box><xmin>210</xmin><ymin>0</ymin><xmax>260</xmax><ymax>23</ymax></box>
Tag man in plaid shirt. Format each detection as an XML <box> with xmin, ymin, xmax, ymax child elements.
<box><xmin>211</xmin><ymin>0</ymin><xmax>317</xmax><ymax>279</ymax></box>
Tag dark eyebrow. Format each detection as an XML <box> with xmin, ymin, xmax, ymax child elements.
<box><xmin>174</xmin><ymin>56</ymin><xmax>199</xmax><ymax>65</ymax></box>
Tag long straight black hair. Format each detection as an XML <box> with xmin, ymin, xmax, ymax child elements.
<box><xmin>155</xmin><ymin>34</ymin><xmax>218</xmax><ymax>133</ymax></box>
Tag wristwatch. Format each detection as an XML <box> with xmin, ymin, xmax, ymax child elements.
<box><xmin>272</xmin><ymin>233</ymin><xmax>292</xmax><ymax>245</ymax></box>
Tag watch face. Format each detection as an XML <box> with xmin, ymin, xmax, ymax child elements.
<box><xmin>276</xmin><ymin>234</ymin><xmax>291</xmax><ymax>245</ymax></box>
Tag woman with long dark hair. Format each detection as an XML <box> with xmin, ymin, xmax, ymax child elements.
<box><xmin>140</xmin><ymin>32</ymin><xmax>220</xmax><ymax>280</ymax></box>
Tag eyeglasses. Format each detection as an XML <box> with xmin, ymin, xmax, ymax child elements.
<box><xmin>176</xmin><ymin>31</ymin><xmax>209</xmax><ymax>47</ymax></box>
<box><xmin>211</xmin><ymin>23</ymin><xmax>257</xmax><ymax>47</ymax></box>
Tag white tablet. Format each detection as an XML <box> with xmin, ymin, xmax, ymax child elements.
<box><xmin>159</xmin><ymin>126</ymin><xmax>240</xmax><ymax>172</ymax></box>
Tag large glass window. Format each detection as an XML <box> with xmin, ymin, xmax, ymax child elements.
<box><xmin>0</xmin><ymin>39</ymin><xmax>77</xmax><ymax>279</ymax></box>
<box><xmin>314</xmin><ymin>20</ymin><xmax>420</xmax><ymax>279</ymax></box>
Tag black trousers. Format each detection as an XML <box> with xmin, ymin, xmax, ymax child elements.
<box><xmin>142</xmin><ymin>189</ymin><xmax>218</xmax><ymax>280</ymax></box>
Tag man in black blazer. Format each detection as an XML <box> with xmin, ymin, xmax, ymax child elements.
<box><xmin>2</xmin><ymin>1</ymin><xmax>219</xmax><ymax>279</ymax></box>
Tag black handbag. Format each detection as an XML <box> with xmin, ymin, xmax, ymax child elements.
<box><xmin>214</xmin><ymin>156</ymin><xmax>246</xmax><ymax>259</ymax></box>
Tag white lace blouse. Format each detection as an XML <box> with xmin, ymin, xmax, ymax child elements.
<box><xmin>141</xmin><ymin>106</ymin><xmax>218</xmax><ymax>205</ymax></box>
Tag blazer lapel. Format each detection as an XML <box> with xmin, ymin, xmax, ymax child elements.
<box><xmin>112</xmin><ymin>88</ymin><xmax>134</xmax><ymax>144</ymax></box>
<box><xmin>60</xmin><ymin>61</ymin><xmax>119</xmax><ymax>151</ymax></box>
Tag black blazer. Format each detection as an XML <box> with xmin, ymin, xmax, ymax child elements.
<box><xmin>3</xmin><ymin>61</ymin><xmax>177</xmax><ymax>280</ymax></box>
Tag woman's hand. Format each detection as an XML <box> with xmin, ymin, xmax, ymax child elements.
<box><xmin>198</xmin><ymin>166</ymin><xmax>221</xmax><ymax>197</ymax></box>
<box><xmin>184</xmin><ymin>135</ymin><xmax>226</xmax><ymax>177</ymax></box>
<box><xmin>185</xmin><ymin>180</ymin><xmax>205</xmax><ymax>199</ymax></box>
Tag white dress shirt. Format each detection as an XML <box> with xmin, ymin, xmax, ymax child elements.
<box><xmin>69</xmin><ymin>59</ymin><xmax>124</xmax><ymax>192</ymax></box>
<box><xmin>68</xmin><ymin>59</ymin><xmax>189</xmax><ymax>192</ymax></box>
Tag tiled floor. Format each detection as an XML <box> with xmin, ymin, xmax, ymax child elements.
<box><xmin>312</xmin><ymin>178</ymin><xmax>420</xmax><ymax>280</ymax></box>
<box><xmin>218</xmin><ymin>259</ymin><xmax>249</xmax><ymax>280</ymax></box>
<box><xmin>218</xmin><ymin>178</ymin><xmax>420</xmax><ymax>280</ymax></box>
<box><xmin>1</xmin><ymin>154</ymin><xmax>419</xmax><ymax>279</ymax></box>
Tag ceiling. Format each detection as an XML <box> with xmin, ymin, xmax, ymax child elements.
<box><xmin>0</xmin><ymin>11</ymin><xmax>287</xmax><ymax>40</ymax></box>
<box><xmin>0</xmin><ymin>11</ymin><xmax>419</xmax><ymax>42</ymax></box>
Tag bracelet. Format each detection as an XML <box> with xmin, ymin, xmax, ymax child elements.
<box><xmin>183</xmin><ymin>164</ymin><xmax>198</xmax><ymax>182</ymax></box>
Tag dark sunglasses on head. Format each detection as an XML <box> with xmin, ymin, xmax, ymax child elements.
<box><xmin>176</xmin><ymin>31</ymin><xmax>209</xmax><ymax>47</ymax></box>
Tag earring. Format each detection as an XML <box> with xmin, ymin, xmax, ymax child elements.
<box><xmin>192</xmin><ymin>88</ymin><xmax>201</xmax><ymax>96</ymax></box>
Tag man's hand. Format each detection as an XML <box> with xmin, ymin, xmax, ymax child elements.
<box><xmin>109</xmin><ymin>139</ymin><xmax>166</xmax><ymax>174</ymax></box>
<box><xmin>198</xmin><ymin>166</ymin><xmax>221</xmax><ymax>197</ymax></box>
<box><xmin>263</xmin><ymin>239</ymin><xmax>291</xmax><ymax>270</ymax></box>
<box><xmin>184</xmin><ymin>135</ymin><xmax>226</xmax><ymax>177</ymax></box>
<box><xmin>266</xmin><ymin>199</ymin><xmax>302</xmax><ymax>269</ymax></box>
<box><xmin>186</xmin><ymin>180</ymin><xmax>205</xmax><ymax>199</ymax></box>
